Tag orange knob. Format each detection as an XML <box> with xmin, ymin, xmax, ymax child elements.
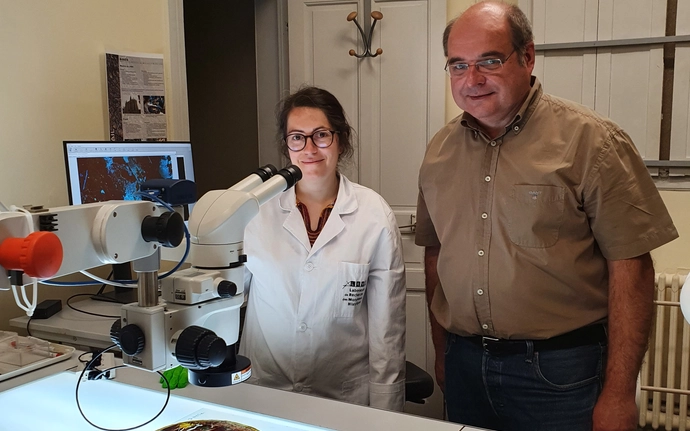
<box><xmin>0</xmin><ymin>231</ymin><xmax>63</xmax><ymax>278</ymax></box>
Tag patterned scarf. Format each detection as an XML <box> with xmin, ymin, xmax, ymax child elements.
<box><xmin>296</xmin><ymin>200</ymin><xmax>335</xmax><ymax>246</ymax></box>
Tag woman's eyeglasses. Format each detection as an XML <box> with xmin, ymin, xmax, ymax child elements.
<box><xmin>284</xmin><ymin>130</ymin><xmax>338</xmax><ymax>152</ymax></box>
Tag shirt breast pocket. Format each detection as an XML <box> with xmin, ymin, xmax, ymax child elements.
<box><xmin>335</xmin><ymin>262</ymin><xmax>370</xmax><ymax>318</ymax></box>
<box><xmin>508</xmin><ymin>184</ymin><xmax>564</xmax><ymax>248</ymax></box>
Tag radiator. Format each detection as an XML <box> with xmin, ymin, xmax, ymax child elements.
<box><xmin>639</xmin><ymin>272</ymin><xmax>690</xmax><ymax>430</ymax></box>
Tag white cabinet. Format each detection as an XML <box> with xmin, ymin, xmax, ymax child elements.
<box><xmin>520</xmin><ymin>0</ymin><xmax>666</xmax><ymax>160</ymax></box>
<box><xmin>288</xmin><ymin>0</ymin><xmax>446</xmax><ymax>208</ymax></box>
<box><xmin>288</xmin><ymin>0</ymin><xmax>446</xmax><ymax>419</ymax></box>
<box><xmin>403</xmin><ymin>237</ymin><xmax>445</xmax><ymax>419</ymax></box>
<box><xmin>288</xmin><ymin>0</ymin><xmax>363</xmax><ymax>182</ymax></box>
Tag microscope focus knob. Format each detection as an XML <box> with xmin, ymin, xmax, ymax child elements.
<box><xmin>141</xmin><ymin>211</ymin><xmax>184</xmax><ymax>247</ymax></box>
<box><xmin>176</xmin><ymin>326</ymin><xmax>227</xmax><ymax>369</ymax></box>
<box><xmin>217</xmin><ymin>280</ymin><xmax>238</xmax><ymax>298</ymax></box>
<box><xmin>110</xmin><ymin>320</ymin><xmax>145</xmax><ymax>356</ymax></box>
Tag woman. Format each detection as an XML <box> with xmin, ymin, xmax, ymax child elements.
<box><xmin>239</xmin><ymin>86</ymin><xmax>406</xmax><ymax>411</ymax></box>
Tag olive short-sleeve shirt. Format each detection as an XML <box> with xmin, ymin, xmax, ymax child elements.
<box><xmin>415</xmin><ymin>78</ymin><xmax>678</xmax><ymax>339</ymax></box>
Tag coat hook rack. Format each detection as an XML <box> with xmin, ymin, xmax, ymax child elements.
<box><xmin>347</xmin><ymin>11</ymin><xmax>383</xmax><ymax>58</ymax></box>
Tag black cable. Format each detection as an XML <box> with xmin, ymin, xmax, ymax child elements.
<box><xmin>78</xmin><ymin>351</ymin><xmax>94</xmax><ymax>364</ymax></box>
<box><xmin>88</xmin><ymin>294</ymin><xmax>125</xmax><ymax>304</ymax></box>
<box><xmin>26</xmin><ymin>316</ymin><xmax>33</xmax><ymax>337</ymax></box>
<box><xmin>75</xmin><ymin>345</ymin><xmax>171</xmax><ymax>431</ymax></box>
<box><xmin>66</xmin><ymin>293</ymin><xmax>120</xmax><ymax>319</ymax></box>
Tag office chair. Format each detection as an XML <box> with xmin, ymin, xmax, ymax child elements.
<box><xmin>405</xmin><ymin>361</ymin><xmax>434</xmax><ymax>404</ymax></box>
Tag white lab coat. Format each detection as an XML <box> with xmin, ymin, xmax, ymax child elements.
<box><xmin>239</xmin><ymin>175</ymin><xmax>406</xmax><ymax>411</ymax></box>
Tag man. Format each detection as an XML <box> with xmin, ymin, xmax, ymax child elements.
<box><xmin>415</xmin><ymin>2</ymin><xmax>679</xmax><ymax>431</ymax></box>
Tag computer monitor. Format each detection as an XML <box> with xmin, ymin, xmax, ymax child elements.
<box><xmin>64</xmin><ymin>141</ymin><xmax>195</xmax><ymax>206</ymax></box>
<box><xmin>63</xmin><ymin>141</ymin><xmax>195</xmax><ymax>303</ymax></box>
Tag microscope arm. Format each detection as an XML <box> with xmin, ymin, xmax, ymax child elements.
<box><xmin>0</xmin><ymin>201</ymin><xmax>180</xmax><ymax>287</ymax></box>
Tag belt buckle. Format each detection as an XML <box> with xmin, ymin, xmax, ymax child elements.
<box><xmin>481</xmin><ymin>336</ymin><xmax>499</xmax><ymax>349</ymax></box>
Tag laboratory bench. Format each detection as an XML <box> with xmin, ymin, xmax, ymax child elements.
<box><xmin>0</xmin><ymin>348</ymin><xmax>484</xmax><ymax>431</ymax></box>
<box><xmin>9</xmin><ymin>297</ymin><xmax>123</xmax><ymax>350</ymax></box>
<box><xmin>5</xmin><ymin>296</ymin><xmax>489</xmax><ymax>430</ymax></box>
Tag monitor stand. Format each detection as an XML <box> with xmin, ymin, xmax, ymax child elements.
<box><xmin>91</xmin><ymin>263</ymin><xmax>139</xmax><ymax>304</ymax></box>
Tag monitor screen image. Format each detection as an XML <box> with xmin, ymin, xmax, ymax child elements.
<box><xmin>63</xmin><ymin>141</ymin><xmax>195</xmax><ymax>207</ymax></box>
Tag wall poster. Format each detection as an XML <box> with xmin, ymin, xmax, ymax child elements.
<box><xmin>106</xmin><ymin>52</ymin><xmax>167</xmax><ymax>141</ymax></box>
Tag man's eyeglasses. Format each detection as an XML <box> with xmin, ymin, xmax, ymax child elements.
<box><xmin>445</xmin><ymin>50</ymin><xmax>515</xmax><ymax>77</ymax></box>
<box><xmin>284</xmin><ymin>129</ymin><xmax>338</xmax><ymax>152</ymax></box>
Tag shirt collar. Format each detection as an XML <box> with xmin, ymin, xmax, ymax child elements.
<box><xmin>460</xmin><ymin>76</ymin><xmax>543</xmax><ymax>138</ymax></box>
<box><xmin>278</xmin><ymin>173</ymin><xmax>357</xmax><ymax>215</ymax></box>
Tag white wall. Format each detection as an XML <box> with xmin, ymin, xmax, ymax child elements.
<box><xmin>0</xmin><ymin>0</ymin><xmax>168</xmax><ymax>209</ymax></box>
<box><xmin>0</xmin><ymin>0</ymin><xmax>170</xmax><ymax>330</ymax></box>
<box><xmin>652</xmin><ymin>191</ymin><xmax>690</xmax><ymax>274</ymax></box>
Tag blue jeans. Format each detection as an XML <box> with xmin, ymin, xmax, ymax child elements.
<box><xmin>445</xmin><ymin>333</ymin><xmax>606</xmax><ymax>431</ymax></box>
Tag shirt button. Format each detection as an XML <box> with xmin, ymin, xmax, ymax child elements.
<box><xmin>477</xmin><ymin>289</ymin><xmax>484</xmax><ymax>295</ymax></box>
<box><xmin>481</xmin><ymin>212</ymin><xmax>488</xmax><ymax>219</ymax></box>
<box><xmin>513</xmin><ymin>125</ymin><xmax>520</xmax><ymax>132</ymax></box>
<box><xmin>294</xmin><ymin>383</ymin><xmax>303</xmax><ymax>392</ymax></box>
<box><xmin>477</xmin><ymin>250</ymin><xmax>485</xmax><ymax>256</ymax></box>
<box><xmin>484</xmin><ymin>175</ymin><xmax>491</xmax><ymax>182</ymax></box>
<box><xmin>482</xmin><ymin>324</ymin><xmax>489</xmax><ymax>330</ymax></box>
<box><xmin>490</xmin><ymin>141</ymin><xmax>497</xmax><ymax>147</ymax></box>
<box><xmin>298</xmin><ymin>322</ymin><xmax>308</xmax><ymax>332</ymax></box>
<box><xmin>304</xmin><ymin>262</ymin><xmax>314</xmax><ymax>271</ymax></box>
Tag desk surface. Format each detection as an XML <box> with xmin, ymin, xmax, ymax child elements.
<box><xmin>0</xmin><ymin>358</ymin><xmax>484</xmax><ymax>431</ymax></box>
<box><xmin>7</xmin><ymin>300</ymin><xmax>486</xmax><ymax>430</ymax></box>
<box><xmin>10</xmin><ymin>298</ymin><xmax>120</xmax><ymax>349</ymax></box>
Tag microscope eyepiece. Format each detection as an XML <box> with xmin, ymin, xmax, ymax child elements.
<box><xmin>277</xmin><ymin>166</ymin><xmax>302</xmax><ymax>189</ymax></box>
<box><xmin>254</xmin><ymin>164</ymin><xmax>278</xmax><ymax>182</ymax></box>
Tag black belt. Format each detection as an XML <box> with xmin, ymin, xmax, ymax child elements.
<box><xmin>464</xmin><ymin>324</ymin><xmax>607</xmax><ymax>355</ymax></box>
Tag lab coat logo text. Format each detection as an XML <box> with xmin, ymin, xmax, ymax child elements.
<box><xmin>342</xmin><ymin>280</ymin><xmax>366</xmax><ymax>306</ymax></box>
